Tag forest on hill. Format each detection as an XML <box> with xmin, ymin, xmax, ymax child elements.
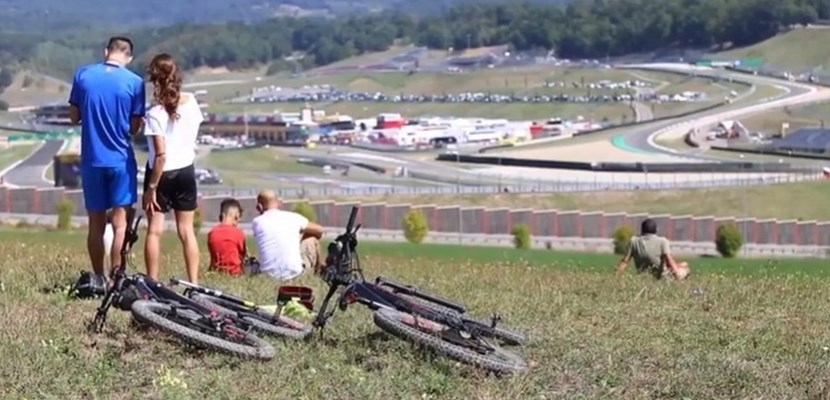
<box><xmin>0</xmin><ymin>0</ymin><xmax>573</xmax><ymax>32</ymax></box>
<box><xmin>0</xmin><ymin>0</ymin><xmax>827</xmax><ymax>80</ymax></box>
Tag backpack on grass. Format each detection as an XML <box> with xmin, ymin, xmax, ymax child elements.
<box><xmin>68</xmin><ymin>271</ymin><xmax>107</xmax><ymax>299</ymax></box>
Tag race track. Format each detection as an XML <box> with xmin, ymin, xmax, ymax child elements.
<box><xmin>3</xmin><ymin>63</ymin><xmax>827</xmax><ymax>194</ymax></box>
<box><xmin>495</xmin><ymin>64</ymin><xmax>830</xmax><ymax>167</ymax></box>
<box><xmin>3</xmin><ymin>140</ymin><xmax>63</xmax><ymax>188</ymax></box>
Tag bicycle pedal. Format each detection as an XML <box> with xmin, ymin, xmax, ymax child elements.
<box><xmin>490</xmin><ymin>313</ymin><xmax>502</xmax><ymax>328</ymax></box>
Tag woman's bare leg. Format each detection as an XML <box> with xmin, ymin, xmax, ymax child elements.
<box><xmin>175</xmin><ymin>210</ymin><xmax>200</xmax><ymax>284</ymax></box>
<box><xmin>144</xmin><ymin>212</ymin><xmax>166</xmax><ymax>280</ymax></box>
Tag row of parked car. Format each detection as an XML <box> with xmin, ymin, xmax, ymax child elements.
<box><xmin>245</xmin><ymin>90</ymin><xmax>708</xmax><ymax>105</ymax></box>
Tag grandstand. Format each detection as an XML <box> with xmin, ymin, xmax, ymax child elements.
<box><xmin>769</xmin><ymin>127</ymin><xmax>830</xmax><ymax>154</ymax></box>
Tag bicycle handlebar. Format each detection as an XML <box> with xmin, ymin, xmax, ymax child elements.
<box><xmin>345</xmin><ymin>206</ymin><xmax>358</xmax><ymax>234</ymax></box>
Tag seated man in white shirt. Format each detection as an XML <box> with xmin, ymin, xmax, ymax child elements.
<box><xmin>251</xmin><ymin>190</ymin><xmax>325</xmax><ymax>281</ymax></box>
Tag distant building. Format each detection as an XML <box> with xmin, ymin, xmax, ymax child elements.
<box><xmin>200</xmin><ymin>108</ymin><xmax>325</xmax><ymax>144</ymax></box>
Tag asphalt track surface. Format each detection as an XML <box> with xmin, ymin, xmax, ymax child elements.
<box><xmin>3</xmin><ymin>140</ymin><xmax>63</xmax><ymax>188</ymax></box>
<box><xmin>616</xmin><ymin>65</ymin><xmax>827</xmax><ymax>159</ymax></box>
<box><xmin>2</xmin><ymin>64</ymin><xmax>826</xmax><ymax>193</ymax></box>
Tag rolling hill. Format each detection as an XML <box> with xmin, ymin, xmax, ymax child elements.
<box><xmin>0</xmin><ymin>0</ymin><xmax>572</xmax><ymax>32</ymax></box>
<box><xmin>716</xmin><ymin>27</ymin><xmax>830</xmax><ymax>73</ymax></box>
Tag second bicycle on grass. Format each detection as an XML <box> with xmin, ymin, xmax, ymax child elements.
<box><xmin>313</xmin><ymin>206</ymin><xmax>529</xmax><ymax>374</ymax></box>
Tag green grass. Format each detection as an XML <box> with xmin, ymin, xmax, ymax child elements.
<box><xmin>200</xmin><ymin>147</ymin><xmax>318</xmax><ymax>175</ymax></box>
<box><xmin>718</xmin><ymin>28</ymin><xmax>830</xmax><ymax>72</ymax></box>
<box><xmin>4</xmin><ymin>229</ymin><xmax>830</xmax><ymax>398</ymax></box>
<box><xmin>196</xmin><ymin>147</ymin><xmax>433</xmax><ymax>189</ymax></box>
<box><xmin>332</xmin><ymin>181</ymin><xmax>830</xmax><ymax>221</ymax></box>
<box><xmin>209</xmin><ymin>101</ymin><xmax>635</xmax><ymax>121</ymax></box>
<box><xmin>0</xmin><ymin>144</ymin><xmax>35</xmax><ymax>171</ymax></box>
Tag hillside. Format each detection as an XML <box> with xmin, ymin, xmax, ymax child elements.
<box><xmin>717</xmin><ymin>27</ymin><xmax>830</xmax><ymax>73</ymax></box>
<box><xmin>0</xmin><ymin>0</ymin><xmax>572</xmax><ymax>32</ymax></box>
<box><xmin>1</xmin><ymin>0</ymin><xmax>827</xmax><ymax>81</ymax></box>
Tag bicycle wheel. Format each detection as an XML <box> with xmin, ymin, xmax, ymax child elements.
<box><xmin>189</xmin><ymin>293</ymin><xmax>312</xmax><ymax>340</ymax></box>
<box><xmin>373</xmin><ymin>308</ymin><xmax>528</xmax><ymax>374</ymax></box>
<box><xmin>399</xmin><ymin>294</ymin><xmax>528</xmax><ymax>346</ymax></box>
<box><xmin>130</xmin><ymin>300</ymin><xmax>276</xmax><ymax>360</ymax></box>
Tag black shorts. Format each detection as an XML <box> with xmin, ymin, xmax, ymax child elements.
<box><xmin>143</xmin><ymin>164</ymin><xmax>198</xmax><ymax>213</ymax></box>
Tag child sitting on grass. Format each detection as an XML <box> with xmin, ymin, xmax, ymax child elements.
<box><xmin>207</xmin><ymin>198</ymin><xmax>247</xmax><ymax>276</ymax></box>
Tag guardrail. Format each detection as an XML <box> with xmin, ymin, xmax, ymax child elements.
<box><xmin>708</xmin><ymin>145</ymin><xmax>830</xmax><ymax>160</ymax></box>
<box><xmin>4</xmin><ymin>212</ymin><xmax>829</xmax><ymax>258</ymax></box>
<box><xmin>726</xmin><ymin>66</ymin><xmax>830</xmax><ymax>89</ymax></box>
<box><xmin>436</xmin><ymin>153</ymin><xmax>811</xmax><ymax>173</ymax></box>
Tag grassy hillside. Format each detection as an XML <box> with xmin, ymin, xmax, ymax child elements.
<box><xmin>4</xmin><ymin>230</ymin><xmax>830</xmax><ymax>398</ymax></box>
<box><xmin>717</xmin><ymin>28</ymin><xmax>830</xmax><ymax>72</ymax></box>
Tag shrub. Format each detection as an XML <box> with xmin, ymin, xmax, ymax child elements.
<box><xmin>193</xmin><ymin>208</ymin><xmax>203</xmax><ymax>233</ymax></box>
<box><xmin>402</xmin><ymin>209</ymin><xmax>428</xmax><ymax>244</ymax></box>
<box><xmin>715</xmin><ymin>223</ymin><xmax>743</xmax><ymax>258</ymax></box>
<box><xmin>56</xmin><ymin>200</ymin><xmax>74</xmax><ymax>230</ymax></box>
<box><xmin>612</xmin><ymin>225</ymin><xmax>635</xmax><ymax>255</ymax></box>
<box><xmin>511</xmin><ymin>223</ymin><xmax>532</xmax><ymax>249</ymax></box>
<box><xmin>292</xmin><ymin>202</ymin><xmax>317</xmax><ymax>222</ymax></box>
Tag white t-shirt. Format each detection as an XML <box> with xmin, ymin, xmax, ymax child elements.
<box><xmin>252</xmin><ymin>209</ymin><xmax>309</xmax><ymax>280</ymax></box>
<box><xmin>145</xmin><ymin>93</ymin><xmax>204</xmax><ymax>171</ymax></box>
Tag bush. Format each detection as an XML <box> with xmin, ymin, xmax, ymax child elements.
<box><xmin>292</xmin><ymin>202</ymin><xmax>317</xmax><ymax>222</ymax></box>
<box><xmin>612</xmin><ymin>225</ymin><xmax>635</xmax><ymax>255</ymax></box>
<box><xmin>715</xmin><ymin>223</ymin><xmax>743</xmax><ymax>258</ymax></box>
<box><xmin>402</xmin><ymin>209</ymin><xmax>428</xmax><ymax>244</ymax></box>
<box><xmin>56</xmin><ymin>200</ymin><xmax>74</xmax><ymax>230</ymax></box>
<box><xmin>193</xmin><ymin>208</ymin><xmax>203</xmax><ymax>233</ymax></box>
<box><xmin>511</xmin><ymin>223</ymin><xmax>532</xmax><ymax>249</ymax></box>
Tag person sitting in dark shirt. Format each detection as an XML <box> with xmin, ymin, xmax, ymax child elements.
<box><xmin>207</xmin><ymin>198</ymin><xmax>247</xmax><ymax>276</ymax></box>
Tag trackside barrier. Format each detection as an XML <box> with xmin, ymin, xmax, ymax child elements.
<box><xmin>435</xmin><ymin>153</ymin><xmax>808</xmax><ymax>173</ymax></box>
<box><xmin>708</xmin><ymin>145</ymin><xmax>830</xmax><ymax>161</ymax></box>
<box><xmin>2</xmin><ymin>186</ymin><xmax>829</xmax><ymax>247</ymax></box>
<box><xmin>2</xmin><ymin>212</ymin><xmax>830</xmax><ymax>257</ymax></box>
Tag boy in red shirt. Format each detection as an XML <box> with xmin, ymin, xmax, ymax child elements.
<box><xmin>207</xmin><ymin>198</ymin><xmax>247</xmax><ymax>276</ymax></box>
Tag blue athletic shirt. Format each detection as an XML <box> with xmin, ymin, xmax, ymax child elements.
<box><xmin>68</xmin><ymin>62</ymin><xmax>145</xmax><ymax>168</ymax></box>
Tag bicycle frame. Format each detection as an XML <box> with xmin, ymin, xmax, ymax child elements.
<box><xmin>91</xmin><ymin>214</ymin><xmax>231</xmax><ymax>333</ymax></box>
<box><xmin>312</xmin><ymin>206</ymin><xmax>502</xmax><ymax>354</ymax></box>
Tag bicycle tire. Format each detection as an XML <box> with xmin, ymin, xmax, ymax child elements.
<box><xmin>189</xmin><ymin>293</ymin><xmax>312</xmax><ymax>341</ymax></box>
<box><xmin>372</xmin><ymin>308</ymin><xmax>528</xmax><ymax>374</ymax></box>
<box><xmin>398</xmin><ymin>294</ymin><xmax>528</xmax><ymax>346</ymax></box>
<box><xmin>130</xmin><ymin>300</ymin><xmax>276</xmax><ymax>360</ymax></box>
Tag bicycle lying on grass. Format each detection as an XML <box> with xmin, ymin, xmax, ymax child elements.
<box><xmin>89</xmin><ymin>213</ymin><xmax>276</xmax><ymax>360</ymax></box>
<box><xmin>313</xmin><ymin>206</ymin><xmax>529</xmax><ymax>374</ymax></box>
<box><xmin>178</xmin><ymin>279</ymin><xmax>314</xmax><ymax>341</ymax></box>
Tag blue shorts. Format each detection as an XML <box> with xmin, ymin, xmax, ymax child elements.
<box><xmin>81</xmin><ymin>163</ymin><xmax>138</xmax><ymax>212</ymax></box>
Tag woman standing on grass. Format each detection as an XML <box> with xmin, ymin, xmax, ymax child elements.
<box><xmin>142</xmin><ymin>53</ymin><xmax>204</xmax><ymax>284</ymax></box>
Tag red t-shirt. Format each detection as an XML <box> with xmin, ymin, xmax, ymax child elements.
<box><xmin>207</xmin><ymin>224</ymin><xmax>246</xmax><ymax>276</ymax></box>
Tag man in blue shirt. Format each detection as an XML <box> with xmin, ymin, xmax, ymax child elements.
<box><xmin>68</xmin><ymin>37</ymin><xmax>145</xmax><ymax>279</ymax></box>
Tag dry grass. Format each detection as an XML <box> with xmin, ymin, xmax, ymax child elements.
<box><xmin>0</xmin><ymin>143</ymin><xmax>35</xmax><ymax>171</ymax></box>
<box><xmin>718</xmin><ymin>28</ymin><xmax>830</xmax><ymax>72</ymax></box>
<box><xmin>2</xmin><ymin>230</ymin><xmax>830</xmax><ymax>399</ymax></box>
<box><xmin>741</xmin><ymin>101</ymin><xmax>830</xmax><ymax>134</ymax></box>
<box><xmin>0</xmin><ymin>71</ymin><xmax>70</xmax><ymax>106</ymax></box>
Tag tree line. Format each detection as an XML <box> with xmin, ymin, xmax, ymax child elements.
<box><xmin>1</xmin><ymin>0</ymin><xmax>828</xmax><ymax>80</ymax></box>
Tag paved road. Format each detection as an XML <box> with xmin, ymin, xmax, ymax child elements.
<box><xmin>3</xmin><ymin>140</ymin><xmax>64</xmax><ymax>188</ymax></box>
<box><xmin>617</xmin><ymin>64</ymin><xmax>830</xmax><ymax>158</ymax></box>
